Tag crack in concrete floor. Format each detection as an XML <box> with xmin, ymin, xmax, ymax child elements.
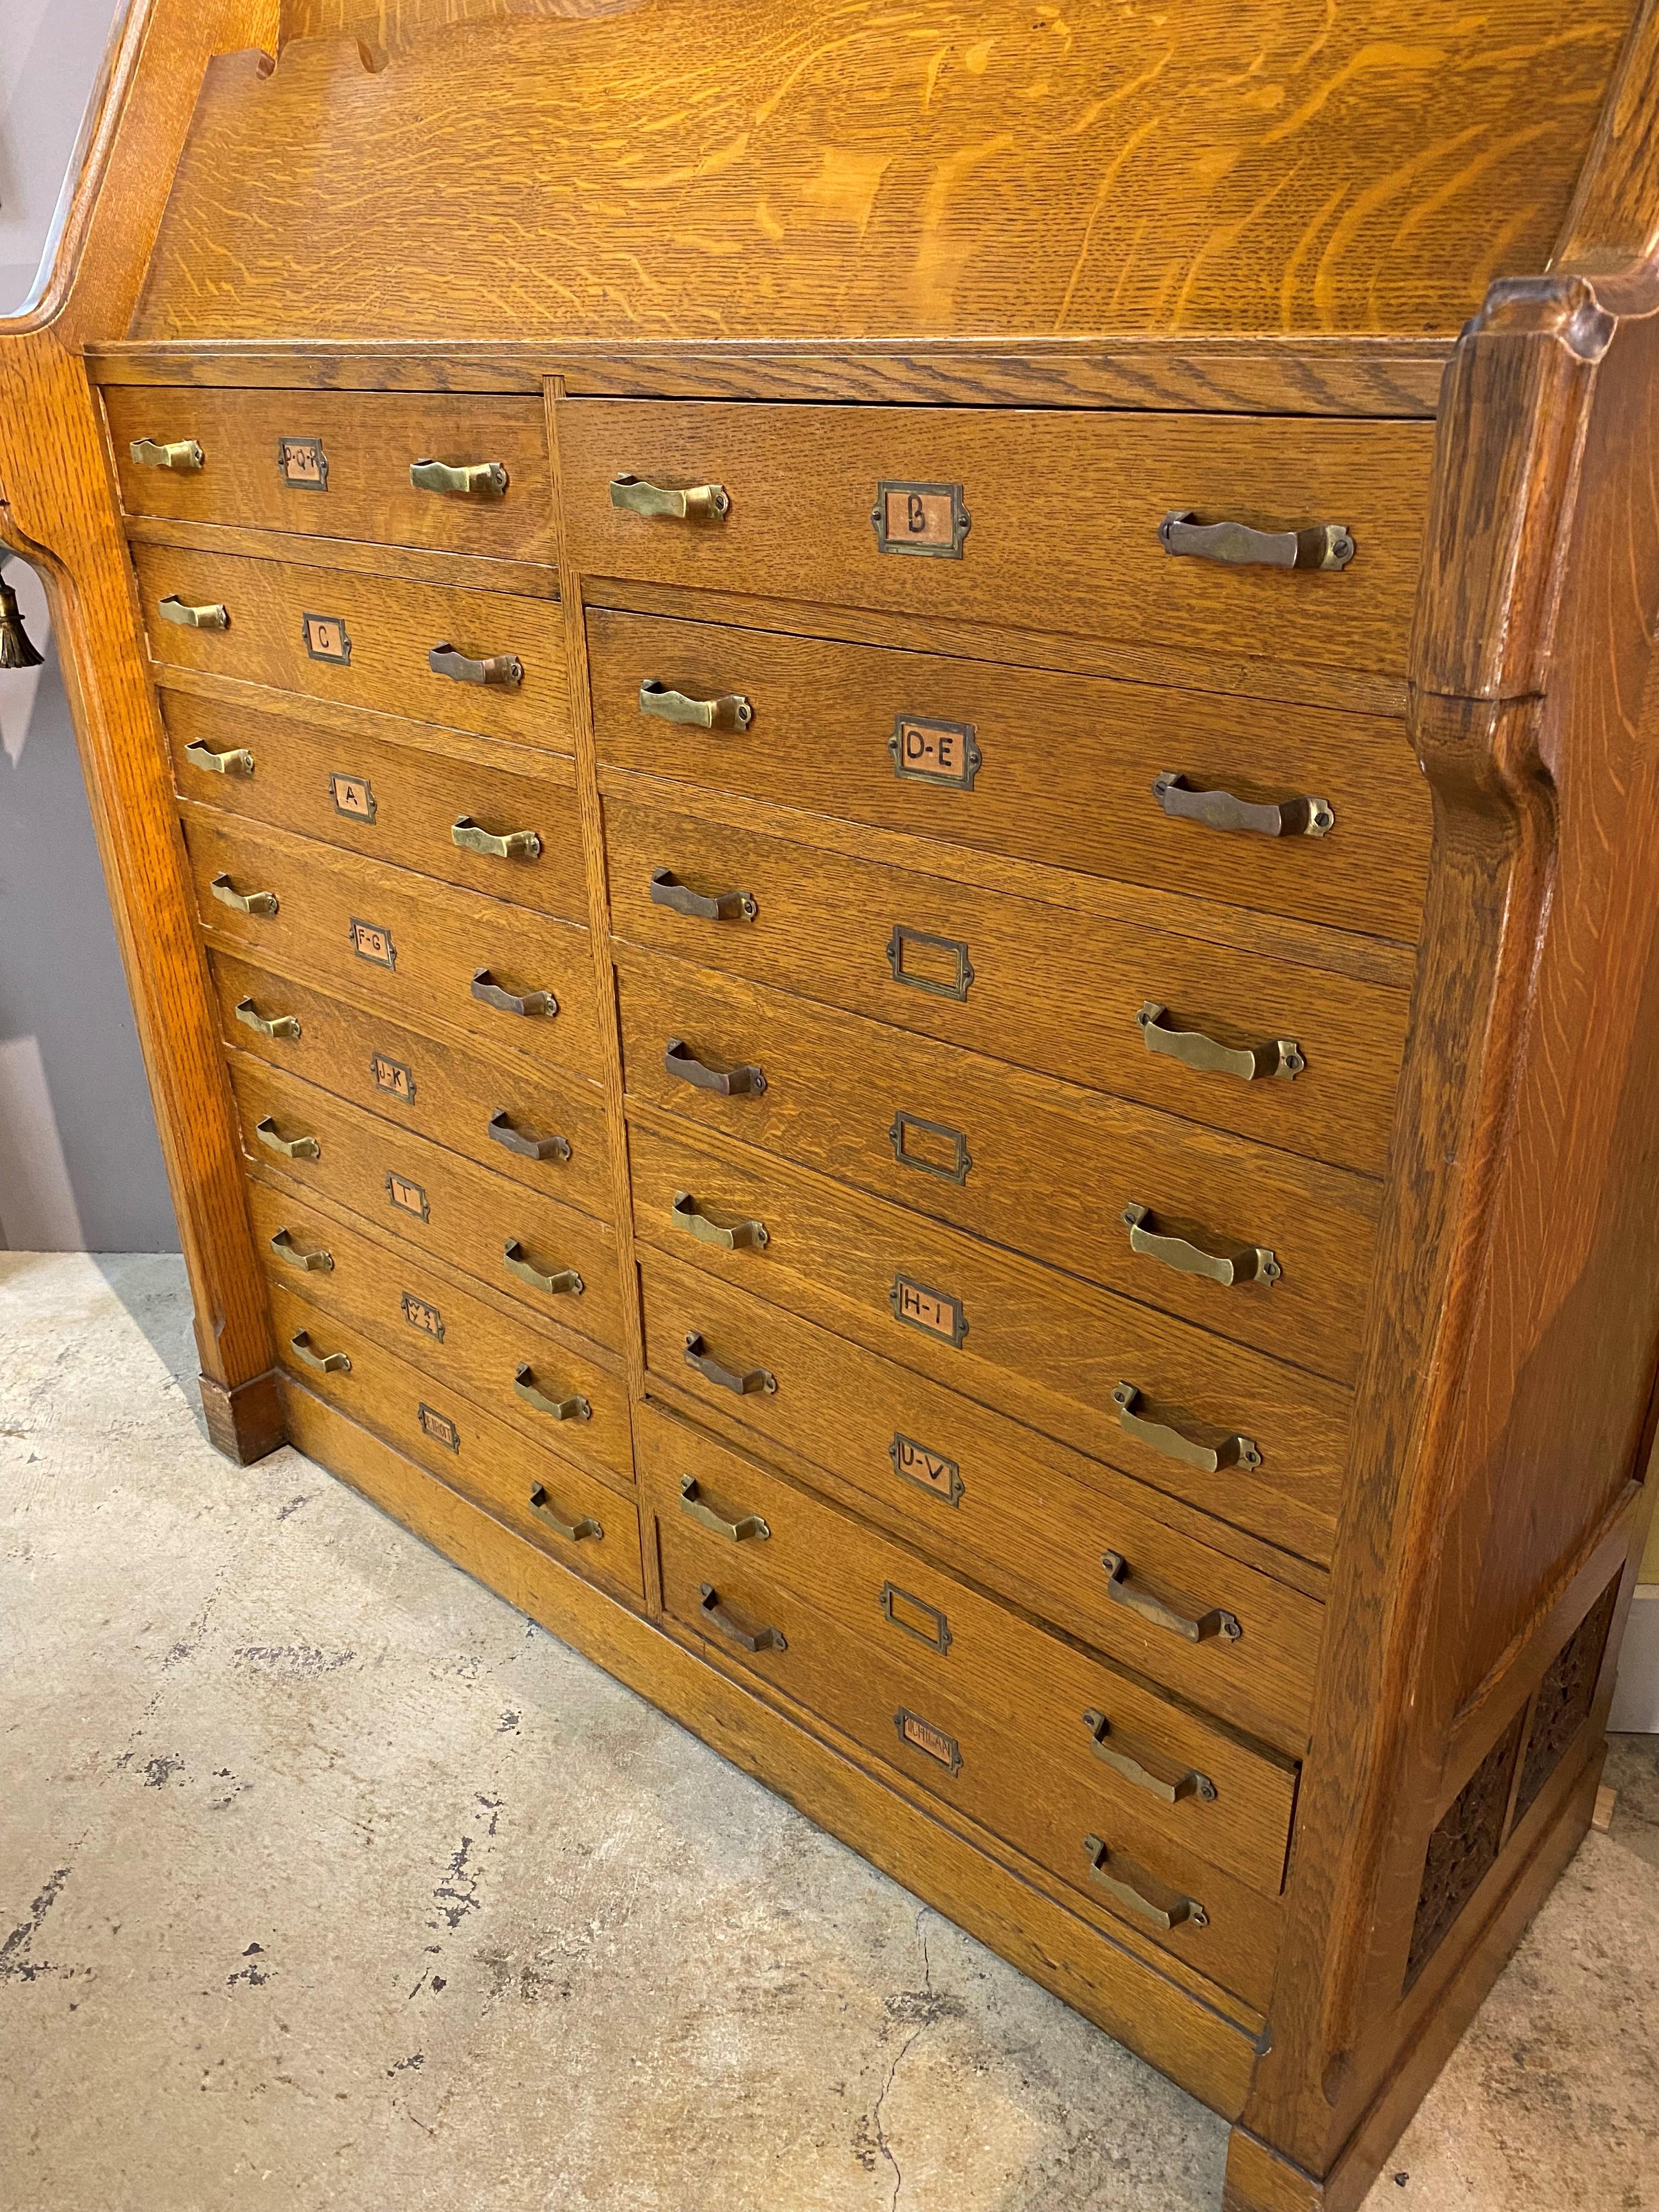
<box><xmin>1</xmin><ymin>1252</ymin><xmax>1655</xmax><ymax>2211</ymax></box>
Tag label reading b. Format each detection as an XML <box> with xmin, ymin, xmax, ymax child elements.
<box><xmin>330</xmin><ymin>772</ymin><xmax>375</xmax><ymax>821</ymax></box>
<box><xmin>401</xmin><ymin>1292</ymin><xmax>443</xmax><ymax>1341</ymax></box>
<box><xmin>371</xmin><ymin>1052</ymin><xmax>415</xmax><ymax>1102</ymax></box>
<box><xmin>349</xmin><ymin>919</ymin><xmax>396</xmax><ymax>969</ymax></box>
<box><xmin>889</xmin><ymin>1273</ymin><xmax>967</xmax><ymax>1347</ymax></box>
<box><xmin>871</xmin><ymin>480</ymin><xmax>970</xmax><ymax>558</ymax></box>
<box><xmin>417</xmin><ymin>1402</ymin><xmax>459</xmax><ymax>1452</ymax></box>
<box><xmin>890</xmin><ymin>1433</ymin><xmax>963</xmax><ymax>1505</ymax></box>
<box><xmin>385</xmin><ymin>1171</ymin><xmax>429</xmax><ymax>1222</ymax></box>
<box><xmin>889</xmin><ymin>715</ymin><xmax>980</xmax><ymax>791</ymax></box>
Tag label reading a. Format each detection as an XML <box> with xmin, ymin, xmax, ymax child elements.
<box><xmin>417</xmin><ymin>1402</ymin><xmax>460</xmax><ymax>1452</ymax></box>
<box><xmin>371</xmin><ymin>1052</ymin><xmax>415</xmax><ymax>1102</ymax></box>
<box><xmin>401</xmin><ymin>1291</ymin><xmax>444</xmax><ymax>1341</ymax></box>
<box><xmin>278</xmin><ymin>435</ymin><xmax>329</xmax><ymax>489</ymax></box>
<box><xmin>303</xmin><ymin>612</ymin><xmax>352</xmax><ymax>665</ymax></box>
<box><xmin>330</xmin><ymin>772</ymin><xmax>375</xmax><ymax>821</ymax></box>
<box><xmin>386</xmin><ymin>1171</ymin><xmax>430</xmax><ymax>1222</ymax></box>
<box><xmin>889</xmin><ymin>1273</ymin><xmax>967</xmax><ymax>1348</ymax></box>
<box><xmin>349</xmin><ymin>918</ymin><xmax>396</xmax><ymax>970</ymax></box>
<box><xmin>893</xmin><ymin>1707</ymin><xmax>962</xmax><ymax>1776</ymax></box>
<box><xmin>890</xmin><ymin>1433</ymin><xmax>963</xmax><ymax>1505</ymax></box>
<box><xmin>871</xmin><ymin>479</ymin><xmax>970</xmax><ymax>558</ymax></box>
<box><xmin>889</xmin><ymin>715</ymin><xmax>980</xmax><ymax>791</ymax></box>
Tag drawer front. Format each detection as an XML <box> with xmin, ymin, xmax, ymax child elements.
<box><xmin>108</xmin><ymin>386</ymin><xmax>556</xmax><ymax>561</ymax></box>
<box><xmin>166</xmin><ymin>690</ymin><xmax>585</xmax><ymax>920</ymax></box>
<box><xmin>642</xmin><ymin>1252</ymin><xmax>1322</xmax><ymax>1753</ymax></box>
<box><xmin>588</xmin><ymin>608</ymin><xmax>1431</xmax><ymax>941</ymax></box>
<box><xmin>181</xmin><ymin>807</ymin><xmax>602</xmax><ymax>1084</ymax></box>
<box><xmin>644</xmin><ymin>1413</ymin><xmax>1285</xmax><ymax>2006</ymax></box>
<box><xmin>268</xmin><ymin>1281</ymin><xmax>642</xmax><ymax>1600</ymax></box>
<box><xmin>606</xmin><ymin>796</ymin><xmax>1408</xmax><ymax>1175</ymax></box>
<box><xmin>134</xmin><ymin>544</ymin><xmax>566</xmax><ymax>748</ymax></box>
<box><xmin>229</xmin><ymin>1055</ymin><xmax>623</xmax><ymax>1353</ymax></box>
<box><xmin>246</xmin><ymin>1175</ymin><xmax>632</xmax><ymax>1485</ymax></box>
<box><xmin>620</xmin><ymin>950</ymin><xmax>1377</xmax><ymax>1387</ymax></box>
<box><xmin>630</xmin><ymin>1125</ymin><xmax>1351</xmax><ymax>1567</ymax></box>
<box><xmin>561</xmin><ymin>400</ymin><xmax>1431</xmax><ymax>679</ymax></box>
<box><xmin>207</xmin><ymin>951</ymin><xmax>610</xmax><ymax>1216</ymax></box>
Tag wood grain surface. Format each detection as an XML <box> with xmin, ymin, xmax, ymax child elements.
<box><xmin>163</xmin><ymin>688</ymin><xmax>587</xmax><ymax>917</ymax></box>
<box><xmin>605</xmin><ymin>794</ymin><xmax>1412</xmax><ymax>1175</ymax></box>
<box><xmin>586</xmin><ymin>606</ymin><xmax>1432</xmax><ymax>944</ymax></box>
<box><xmin>136</xmin><ymin>2</ymin><xmax>1630</xmax><ymax>341</ymax></box>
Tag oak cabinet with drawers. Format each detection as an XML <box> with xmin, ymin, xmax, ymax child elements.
<box><xmin>15</xmin><ymin>7</ymin><xmax>1659</xmax><ymax>2208</ymax></box>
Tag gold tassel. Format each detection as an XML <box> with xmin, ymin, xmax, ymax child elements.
<box><xmin>0</xmin><ymin>576</ymin><xmax>44</xmax><ymax>669</ymax></box>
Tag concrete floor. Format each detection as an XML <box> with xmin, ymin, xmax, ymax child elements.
<box><xmin>2</xmin><ymin>1251</ymin><xmax>1655</xmax><ymax>2212</ymax></box>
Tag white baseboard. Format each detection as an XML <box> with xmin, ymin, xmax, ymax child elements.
<box><xmin>1610</xmin><ymin>1584</ymin><xmax>1659</xmax><ymax>1733</ymax></box>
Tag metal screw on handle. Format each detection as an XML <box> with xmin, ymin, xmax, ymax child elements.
<box><xmin>679</xmin><ymin>1473</ymin><xmax>770</xmax><ymax>1543</ymax></box>
<box><xmin>610</xmin><ymin>473</ymin><xmax>730</xmax><ymax>521</ymax></box>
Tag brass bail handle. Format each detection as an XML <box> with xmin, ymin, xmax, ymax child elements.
<box><xmin>158</xmin><ymin>594</ymin><xmax>229</xmax><ymax>630</ymax></box>
<box><xmin>1081</xmin><ymin>1711</ymin><xmax>1217</xmax><ymax>1804</ymax></box>
<box><xmin>699</xmin><ymin>1583</ymin><xmax>786</xmax><ymax>1654</ymax></box>
<box><xmin>1121</xmin><ymin>1201</ymin><xmax>1281</xmax><ymax>1289</ymax></box>
<box><xmin>637</xmin><ymin>680</ymin><xmax>753</xmax><ymax>731</ymax></box>
<box><xmin>1158</xmin><ymin>510</ymin><xmax>1354</xmax><ymax>570</ymax></box>
<box><xmin>1081</xmin><ymin>1836</ymin><xmax>1207</xmax><ymax>1931</ymax></box>
<box><xmin>527</xmin><ymin>1484</ymin><xmax>602</xmax><ymax>1542</ymax></box>
<box><xmin>1099</xmin><ymin>1547</ymin><xmax>1243</xmax><ymax>1644</ymax></box>
<box><xmin>410</xmin><ymin>458</ymin><xmax>509</xmax><ymax>498</ymax></box>
<box><xmin>1137</xmin><ymin>1002</ymin><xmax>1304</xmax><ymax>1084</ymax></box>
<box><xmin>289</xmin><ymin>1330</ymin><xmax>349</xmax><ymax>1375</ymax></box>
<box><xmin>130</xmin><ymin>437</ymin><xmax>204</xmax><ymax>472</ymax></box>
<box><xmin>611</xmin><ymin>473</ymin><xmax>730</xmax><ymax>521</ymax></box>
<box><xmin>453</xmin><ymin>816</ymin><xmax>541</xmax><ymax>860</ymax></box>
<box><xmin>512</xmin><ymin>1362</ymin><xmax>591</xmax><ymax>1421</ymax></box>
<box><xmin>1111</xmin><ymin>1381</ymin><xmax>1261</xmax><ymax>1476</ymax></box>
<box><xmin>429</xmin><ymin>642</ymin><xmax>523</xmax><ymax>687</ymax></box>
<box><xmin>672</xmin><ymin>1190</ymin><xmax>769</xmax><ymax>1250</ymax></box>
<box><xmin>184</xmin><ymin>740</ymin><xmax>253</xmax><ymax>777</ymax></box>
<box><xmin>1152</xmin><ymin>772</ymin><xmax>1334</xmax><ymax>840</ymax></box>
<box><xmin>650</xmin><ymin>868</ymin><xmax>757</xmax><ymax>923</ymax></box>
<box><xmin>502</xmin><ymin>1238</ymin><xmax>584</xmax><ymax>1298</ymax></box>
<box><xmin>679</xmin><ymin>1473</ymin><xmax>770</xmax><ymax>1543</ymax></box>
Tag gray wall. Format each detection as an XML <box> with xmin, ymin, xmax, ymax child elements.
<box><xmin>1</xmin><ymin>0</ymin><xmax>177</xmax><ymax>1251</ymax></box>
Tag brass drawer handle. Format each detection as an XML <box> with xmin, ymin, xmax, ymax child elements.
<box><xmin>664</xmin><ymin>1037</ymin><xmax>765</xmax><ymax>1096</ymax></box>
<box><xmin>502</xmin><ymin>1238</ymin><xmax>584</xmax><ymax>1298</ymax></box>
<box><xmin>679</xmin><ymin>1472</ymin><xmax>770</xmax><ymax>1543</ymax></box>
<box><xmin>289</xmin><ymin>1329</ymin><xmax>349</xmax><ymax>1375</ymax></box>
<box><xmin>699</xmin><ymin>1582</ymin><xmax>786</xmax><ymax>1652</ymax></box>
<box><xmin>429</xmin><ymin>642</ymin><xmax>523</xmax><ymax>687</ymax></box>
<box><xmin>672</xmin><ymin>1190</ymin><xmax>769</xmax><ymax>1251</ymax></box>
<box><xmin>611</xmin><ymin>473</ymin><xmax>730</xmax><ymax>521</ymax></box>
<box><xmin>637</xmin><ymin>680</ymin><xmax>753</xmax><ymax>731</ymax></box>
<box><xmin>472</xmin><ymin>968</ymin><xmax>557</xmax><ymax>1019</ymax></box>
<box><xmin>1137</xmin><ymin>1002</ymin><xmax>1304</xmax><ymax>1084</ymax></box>
<box><xmin>1082</xmin><ymin>1836</ymin><xmax>1207</xmax><ymax>1931</ymax></box>
<box><xmin>649</xmin><ymin>867</ymin><xmax>757</xmax><ymax>922</ymax></box>
<box><xmin>235</xmin><ymin>997</ymin><xmax>300</xmax><ymax>1042</ymax></box>
<box><xmin>1121</xmin><ymin>1202</ymin><xmax>1280</xmax><ymax>1288</ymax></box>
<box><xmin>255</xmin><ymin>1114</ymin><xmax>319</xmax><ymax>1161</ymax></box>
<box><xmin>684</xmin><ymin>1329</ymin><xmax>776</xmax><ymax>1397</ymax></box>
<box><xmin>1101</xmin><ymin>1547</ymin><xmax>1243</xmax><ymax>1644</ymax></box>
<box><xmin>487</xmin><ymin>1110</ymin><xmax>570</xmax><ymax>1163</ymax></box>
<box><xmin>1152</xmin><ymin>773</ymin><xmax>1334</xmax><ymax>840</ymax></box>
<box><xmin>158</xmin><ymin>594</ymin><xmax>229</xmax><ymax>630</ymax></box>
<box><xmin>1111</xmin><ymin>1381</ymin><xmax>1261</xmax><ymax>1476</ymax></box>
<box><xmin>184</xmin><ymin>740</ymin><xmax>253</xmax><ymax>777</ymax></box>
<box><xmin>211</xmin><ymin>872</ymin><xmax>278</xmax><ymax>917</ymax></box>
<box><xmin>452</xmin><ymin>815</ymin><xmax>541</xmax><ymax>860</ymax></box>
<box><xmin>1082</xmin><ymin>1711</ymin><xmax>1216</xmax><ymax>1803</ymax></box>
<box><xmin>269</xmin><ymin>1227</ymin><xmax>333</xmax><ymax>1273</ymax></box>
<box><xmin>410</xmin><ymin>457</ymin><xmax>509</xmax><ymax>498</ymax></box>
<box><xmin>1158</xmin><ymin>511</ymin><xmax>1354</xmax><ymax>571</ymax></box>
<box><xmin>512</xmin><ymin>1362</ymin><xmax>591</xmax><ymax>1421</ymax></box>
<box><xmin>527</xmin><ymin>1483</ymin><xmax>602</xmax><ymax>1542</ymax></box>
<box><xmin>130</xmin><ymin>436</ymin><xmax>204</xmax><ymax>472</ymax></box>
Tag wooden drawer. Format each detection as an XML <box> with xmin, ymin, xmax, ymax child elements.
<box><xmin>642</xmin><ymin>1408</ymin><xmax>1286</xmax><ymax>2007</ymax></box>
<box><xmin>207</xmin><ymin>951</ymin><xmax>610</xmax><ymax>1217</ymax></box>
<box><xmin>180</xmin><ymin>806</ymin><xmax>603</xmax><ymax>1084</ymax></box>
<box><xmin>588</xmin><ymin>608</ymin><xmax>1431</xmax><ymax>942</ymax></box>
<box><xmin>642</xmin><ymin>1250</ymin><xmax>1322</xmax><ymax>1754</ymax></box>
<box><xmin>560</xmin><ymin>400</ymin><xmax>1431</xmax><ymax>679</ymax></box>
<box><xmin>228</xmin><ymin>1054</ymin><xmax>623</xmax><ymax>1353</ymax></box>
<box><xmin>606</xmin><ymin>795</ymin><xmax>1409</xmax><ymax>1176</ymax></box>
<box><xmin>106</xmin><ymin>386</ymin><xmax>556</xmax><ymax>562</ymax></box>
<box><xmin>630</xmin><ymin>1124</ymin><xmax>1351</xmax><ymax>1568</ymax></box>
<box><xmin>619</xmin><ymin>949</ymin><xmax>1377</xmax><ymax>1387</ymax></box>
<box><xmin>246</xmin><ymin>1175</ymin><xmax>632</xmax><ymax>1485</ymax></box>
<box><xmin>267</xmin><ymin>1280</ymin><xmax>642</xmax><ymax>1600</ymax></box>
<box><xmin>165</xmin><ymin>690</ymin><xmax>585</xmax><ymax>920</ymax></box>
<box><xmin>134</xmin><ymin>543</ymin><xmax>566</xmax><ymax>749</ymax></box>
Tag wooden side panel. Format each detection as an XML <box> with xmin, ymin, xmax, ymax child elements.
<box><xmin>136</xmin><ymin>2</ymin><xmax>1633</xmax><ymax>343</ymax></box>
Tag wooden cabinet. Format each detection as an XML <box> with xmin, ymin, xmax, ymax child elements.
<box><xmin>15</xmin><ymin>8</ymin><xmax>1659</xmax><ymax>2205</ymax></box>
